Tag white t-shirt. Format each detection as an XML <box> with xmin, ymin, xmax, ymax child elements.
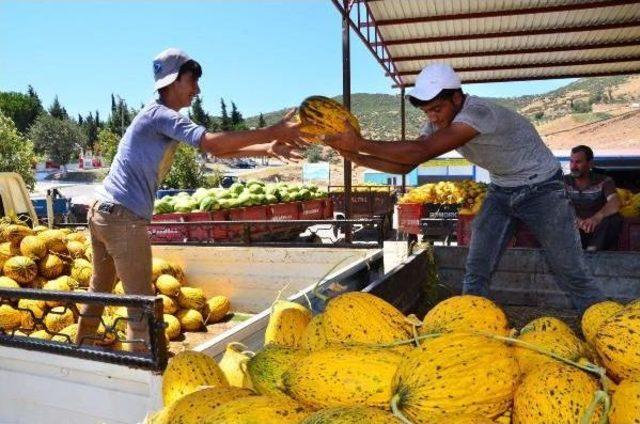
<box><xmin>420</xmin><ymin>95</ymin><xmax>560</xmax><ymax>187</ymax></box>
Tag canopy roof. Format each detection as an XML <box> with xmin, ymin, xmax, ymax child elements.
<box><xmin>333</xmin><ymin>0</ymin><xmax>640</xmax><ymax>87</ymax></box>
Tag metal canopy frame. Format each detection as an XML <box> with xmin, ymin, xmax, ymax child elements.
<box><xmin>331</xmin><ymin>0</ymin><xmax>640</xmax><ymax>203</ymax></box>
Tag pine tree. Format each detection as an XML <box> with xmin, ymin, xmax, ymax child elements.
<box><xmin>230</xmin><ymin>101</ymin><xmax>246</xmax><ymax>130</ymax></box>
<box><xmin>27</xmin><ymin>85</ymin><xmax>43</xmax><ymax>111</ymax></box>
<box><xmin>220</xmin><ymin>98</ymin><xmax>231</xmax><ymax>131</ymax></box>
<box><xmin>95</xmin><ymin>110</ymin><xmax>100</xmax><ymax>128</ymax></box>
<box><xmin>258</xmin><ymin>113</ymin><xmax>266</xmax><ymax>128</ymax></box>
<box><xmin>78</xmin><ymin>114</ymin><xmax>83</xmax><ymax>125</ymax></box>
<box><xmin>230</xmin><ymin>102</ymin><xmax>240</xmax><ymax>126</ymax></box>
<box><xmin>49</xmin><ymin>96</ymin><xmax>68</xmax><ymax>120</ymax></box>
<box><xmin>85</xmin><ymin>112</ymin><xmax>99</xmax><ymax>150</ymax></box>
<box><xmin>111</xmin><ymin>94</ymin><xmax>116</xmax><ymax>115</ymax></box>
<box><xmin>189</xmin><ymin>95</ymin><xmax>211</xmax><ymax>129</ymax></box>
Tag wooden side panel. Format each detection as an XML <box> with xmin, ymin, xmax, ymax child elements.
<box><xmin>434</xmin><ymin>246</ymin><xmax>640</xmax><ymax>308</ymax></box>
<box><xmin>151</xmin><ymin>245</ymin><xmax>381</xmax><ymax>313</ymax></box>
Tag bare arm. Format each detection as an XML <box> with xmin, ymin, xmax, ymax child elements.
<box><xmin>199</xmin><ymin>109</ymin><xmax>306</xmax><ymax>156</ymax></box>
<box><xmin>598</xmin><ymin>193</ymin><xmax>622</xmax><ymax>218</ymax></box>
<box><xmin>339</xmin><ymin>150</ymin><xmax>416</xmax><ymax>174</ymax></box>
<box><xmin>215</xmin><ymin>140</ymin><xmax>303</xmax><ymax>161</ymax></box>
<box><xmin>324</xmin><ymin>122</ymin><xmax>478</xmax><ymax>167</ymax></box>
<box><xmin>579</xmin><ymin>194</ymin><xmax>622</xmax><ymax>233</ymax></box>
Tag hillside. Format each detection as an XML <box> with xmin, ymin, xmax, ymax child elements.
<box><xmin>246</xmin><ymin>75</ymin><xmax>640</xmax><ymax>151</ymax></box>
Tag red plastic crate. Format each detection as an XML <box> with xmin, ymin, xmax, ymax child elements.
<box><xmin>300</xmin><ymin>200</ymin><xmax>325</xmax><ymax>220</ymax></box>
<box><xmin>267</xmin><ymin>202</ymin><xmax>300</xmax><ymax>238</ymax></box>
<box><xmin>323</xmin><ymin>199</ymin><xmax>334</xmax><ymax>219</ymax></box>
<box><xmin>184</xmin><ymin>211</ymin><xmax>211</xmax><ymax>242</ymax></box>
<box><xmin>149</xmin><ymin>213</ymin><xmax>188</xmax><ymax>243</ymax></box>
<box><xmin>618</xmin><ymin>217</ymin><xmax>640</xmax><ymax>251</ymax></box>
<box><xmin>456</xmin><ymin>214</ymin><xmax>475</xmax><ymax>246</ymax></box>
<box><xmin>268</xmin><ymin>202</ymin><xmax>300</xmax><ymax>221</ymax></box>
<box><xmin>397</xmin><ymin>203</ymin><xmax>425</xmax><ymax>235</ymax></box>
<box><xmin>228</xmin><ymin>205</ymin><xmax>269</xmax><ymax>240</ymax></box>
<box><xmin>210</xmin><ymin>210</ymin><xmax>229</xmax><ymax>241</ymax></box>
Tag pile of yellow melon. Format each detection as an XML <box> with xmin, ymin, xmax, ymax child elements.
<box><xmin>148</xmin><ymin>293</ymin><xmax>640</xmax><ymax>424</ymax></box>
<box><xmin>0</xmin><ymin>221</ymin><xmax>230</xmax><ymax>346</ymax></box>
<box><xmin>398</xmin><ymin>180</ymin><xmax>487</xmax><ymax>215</ymax></box>
<box><xmin>617</xmin><ymin>188</ymin><xmax>640</xmax><ymax>218</ymax></box>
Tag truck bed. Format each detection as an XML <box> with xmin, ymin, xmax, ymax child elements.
<box><xmin>0</xmin><ymin>245</ymin><xmax>384</xmax><ymax>424</ymax></box>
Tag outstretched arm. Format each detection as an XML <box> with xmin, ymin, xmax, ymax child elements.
<box><xmin>214</xmin><ymin>140</ymin><xmax>304</xmax><ymax>162</ymax></box>
<box><xmin>200</xmin><ymin>109</ymin><xmax>307</xmax><ymax>156</ymax></box>
<box><xmin>324</xmin><ymin>121</ymin><xmax>478</xmax><ymax>167</ymax></box>
<box><xmin>338</xmin><ymin>150</ymin><xmax>415</xmax><ymax>174</ymax></box>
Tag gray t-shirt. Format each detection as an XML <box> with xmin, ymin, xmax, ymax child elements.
<box><xmin>96</xmin><ymin>100</ymin><xmax>206</xmax><ymax>220</ymax></box>
<box><xmin>420</xmin><ymin>95</ymin><xmax>559</xmax><ymax>187</ymax></box>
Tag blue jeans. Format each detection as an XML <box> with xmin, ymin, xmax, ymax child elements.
<box><xmin>462</xmin><ymin>170</ymin><xmax>603</xmax><ymax>312</ymax></box>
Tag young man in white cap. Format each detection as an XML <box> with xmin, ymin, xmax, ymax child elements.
<box><xmin>77</xmin><ymin>48</ymin><xmax>305</xmax><ymax>350</ymax></box>
<box><xmin>325</xmin><ymin>63</ymin><xmax>603</xmax><ymax>312</ymax></box>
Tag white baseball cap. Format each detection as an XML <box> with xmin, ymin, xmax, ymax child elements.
<box><xmin>152</xmin><ymin>48</ymin><xmax>192</xmax><ymax>90</ymax></box>
<box><xmin>407</xmin><ymin>63</ymin><xmax>461</xmax><ymax>102</ymax></box>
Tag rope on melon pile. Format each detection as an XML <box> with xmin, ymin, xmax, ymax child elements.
<box><xmin>484</xmin><ymin>333</ymin><xmax>607</xmax><ymax>379</ymax></box>
<box><xmin>270</xmin><ymin>283</ymin><xmax>291</xmax><ymax>314</ymax></box>
<box><xmin>404</xmin><ymin>314</ymin><xmax>424</xmax><ymax>348</ymax></box>
<box><xmin>581</xmin><ymin>390</ymin><xmax>611</xmax><ymax>424</ymax></box>
<box><xmin>311</xmin><ymin>254</ymin><xmax>363</xmax><ymax>303</ymax></box>
<box><xmin>391</xmin><ymin>393</ymin><xmax>415</xmax><ymax>424</ymax></box>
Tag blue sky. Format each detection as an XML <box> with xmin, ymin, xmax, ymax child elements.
<box><xmin>1</xmin><ymin>1</ymin><xmax>577</xmax><ymax>120</ymax></box>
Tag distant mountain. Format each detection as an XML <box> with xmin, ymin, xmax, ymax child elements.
<box><xmin>245</xmin><ymin>75</ymin><xmax>640</xmax><ymax>146</ymax></box>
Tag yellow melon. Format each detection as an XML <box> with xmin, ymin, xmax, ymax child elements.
<box><xmin>19</xmin><ymin>235</ymin><xmax>47</xmax><ymax>260</ymax></box>
<box><xmin>176</xmin><ymin>309</ymin><xmax>204</xmax><ymax>332</ymax></box>
<box><xmin>70</xmin><ymin>258</ymin><xmax>92</xmax><ymax>287</ymax></box>
<box><xmin>421</xmin><ymin>295</ymin><xmax>510</xmax><ymax>336</ymax></box>
<box><xmin>38</xmin><ymin>253</ymin><xmax>65</xmax><ymax>279</ymax></box>
<box><xmin>204</xmin><ymin>295</ymin><xmax>230</xmax><ymax>323</ymax></box>
<box><xmin>177</xmin><ymin>287</ymin><xmax>206</xmax><ymax>310</ymax></box>
<box><xmin>44</xmin><ymin>306</ymin><xmax>76</xmax><ymax>333</ymax></box>
<box><xmin>3</xmin><ymin>255</ymin><xmax>37</xmax><ymax>285</ymax></box>
<box><xmin>162</xmin><ymin>350</ymin><xmax>228</xmax><ymax>406</ymax></box>
<box><xmin>155</xmin><ymin>274</ymin><xmax>181</xmax><ymax>297</ymax></box>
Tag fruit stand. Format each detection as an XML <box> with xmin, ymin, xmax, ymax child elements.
<box><xmin>329</xmin><ymin>184</ymin><xmax>397</xmax><ymax>237</ymax></box>
<box><xmin>149</xmin><ymin>181</ymin><xmax>337</xmax><ymax>244</ymax></box>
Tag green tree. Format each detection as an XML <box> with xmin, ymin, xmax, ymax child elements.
<box><xmin>0</xmin><ymin>90</ymin><xmax>43</xmax><ymax>133</ymax></box>
<box><xmin>48</xmin><ymin>95</ymin><xmax>68</xmax><ymax>120</ymax></box>
<box><xmin>83</xmin><ymin>112</ymin><xmax>99</xmax><ymax>150</ymax></box>
<box><xmin>161</xmin><ymin>144</ymin><xmax>208</xmax><ymax>189</ymax></box>
<box><xmin>258</xmin><ymin>113</ymin><xmax>266</xmax><ymax>128</ymax></box>
<box><xmin>220</xmin><ymin>98</ymin><xmax>231</xmax><ymax>131</ymax></box>
<box><xmin>304</xmin><ymin>144</ymin><xmax>322</xmax><ymax>163</ymax></box>
<box><xmin>96</xmin><ymin>128</ymin><xmax>120</xmax><ymax>165</ymax></box>
<box><xmin>0</xmin><ymin>112</ymin><xmax>36</xmax><ymax>190</ymax></box>
<box><xmin>189</xmin><ymin>95</ymin><xmax>211</xmax><ymax>129</ymax></box>
<box><xmin>108</xmin><ymin>95</ymin><xmax>133</xmax><ymax>136</ymax></box>
<box><xmin>29</xmin><ymin>114</ymin><xmax>86</xmax><ymax>172</ymax></box>
<box><xmin>571</xmin><ymin>100</ymin><xmax>592</xmax><ymax>114</ymax></box>
<box><xmin>230</xmin><ymin>101</ymin><xmax>247</xmax><ymax>130</ymax></box>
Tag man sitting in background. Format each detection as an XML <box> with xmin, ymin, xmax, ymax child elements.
<box><xmin>564</xmin><ymin>145</ymin><xmax>622</xmax><ymax>251</ymax></box>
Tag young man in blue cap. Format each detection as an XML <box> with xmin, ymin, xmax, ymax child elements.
<box><xmin>326</xmin><ymin>63</ymin><xmax>603</xmax><ymax>312</ymax></box>
<box><xmin>77</xmin><ymin>48</ymin><xmax>305</xmax><ymax>350</ymax></box>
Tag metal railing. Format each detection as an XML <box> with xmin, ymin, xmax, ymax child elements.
<box><xmin>0</xmin><ymin>287</ymin><xmax>167</xmax><ymax>371</ymax></box>
<box><xmin>146</xmin><ymin>218</ymin><xmax>386</xmax><ymax>248</ymax></box>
